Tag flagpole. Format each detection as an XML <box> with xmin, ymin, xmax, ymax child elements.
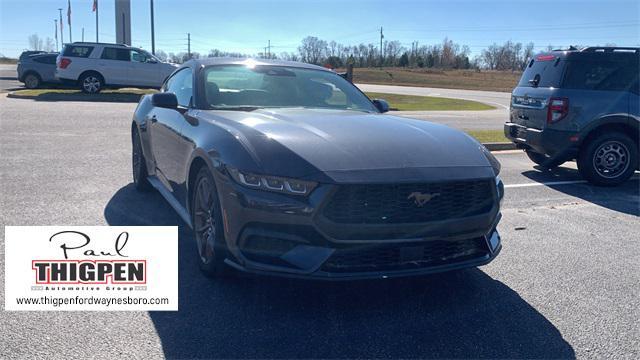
<box><xmin>54</xmin><ymin>19</ymin><xmax>59</xmax><ymax>51</ymax></box>
<box><xmin>68</xmin><ymin>1</ymin><xmax>72</xmax><ymax>43</ymax></box>
<box><xmin>95</xmin><ymin>0</ymin><xmax>99</xmax><ymax>42</ymax></box>
<box><xmin>58</xmin><ymin>8</ymin><xmax>64</xmax><ymax>45</ymax></box>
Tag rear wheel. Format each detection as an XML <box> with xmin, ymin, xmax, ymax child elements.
<box><xmin>23</xmin><ymin>73</ymin><xmax>41</xmax><ymax>89</ymax></box>
<box><xmin>191</xmin><ymin>167</ymin><xmax>233</xmax><ymax>278</ymax></box>
<box><xmin>525</xmin><ymin>149</ymin><xmax>565</xmax><ymax>169</ymax></box>
<box><xmin>577</xmin><ymin>132</ymin><xmax>638</xmax><ymax>186</ymax></box>
<box><xmin>79</xmin><ymin>72</ymin><xmax>103</xmax><ymax>93</ymax></box>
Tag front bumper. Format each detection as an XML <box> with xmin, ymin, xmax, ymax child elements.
<box><xmin>504</xmin><ymin>123</ymin><xmax>579</xmax><ymax>159</ymax></box>
<box><xmin>216</xmin><ymin>173</ymin><xmax>503</xmax><ymax>280</ymax></box>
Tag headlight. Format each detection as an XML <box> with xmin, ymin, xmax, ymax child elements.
<box><xmin>496</xmin><ymin>175</ymin><xmax>504</xmax><ymax>203</ymax></box>
<box><xmin>227</xmin><ymin>167</ymin><xmax>317</xmax><ymax>196</ymax></box>
<box><xmin>481</xmin><ymin>145</ymin><xmax>501</xmax><ymax>176</ymax></box>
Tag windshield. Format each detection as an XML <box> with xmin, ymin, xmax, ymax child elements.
<box><xmin>202</xmin><ymin>64</ymin><xmax>377</xmax><ymax>112</ymax></box>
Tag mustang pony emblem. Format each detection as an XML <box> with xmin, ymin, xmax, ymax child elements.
<box><xmin>407</xmin><ymin>192</ymin><xmax>441</xmax><ymax>207</ymax></box>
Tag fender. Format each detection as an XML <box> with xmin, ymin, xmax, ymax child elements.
<box><xmin>577</xmin><ymin>113</ymin><xmax>636</xmax><ymax>146</ymax></box>
<box><xmin>132</xmin><ymin>95</ymin><xmax>157</xmax><ymax>176</ymax></box>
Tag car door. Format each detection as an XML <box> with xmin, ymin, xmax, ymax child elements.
<box><xmin>98</xmin><ymin>47</ymin><xmax>132</xmax><ymax>85</ymax></box>
<box><xmin>32</xmin><ymin>55</ymin><xmax>57</xmax><ymax>83</ymax></box>
<box><xmin>628</xmin><ymin>71</ymin><xmax>639</xmax><ymax>128</ymax></box>
<box><xmin>129</xmin><ymin>49</ymin><xmax>160</xmax><ymax>87</ymax></box>
<box><xmin>148</xmin><ymin>67</ymin><xmax>194</xmax><ymax>204</ymax></box>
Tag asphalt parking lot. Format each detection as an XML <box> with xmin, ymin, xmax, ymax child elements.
<box><xmin>0</xmin><ymin>64</ymin><xmax>21</xmax><ymax>92</ymax></box>
<box><xmin>1</xmin><ymin>94</ymin><xmax>638</xmax><ymax>359</ymax></box>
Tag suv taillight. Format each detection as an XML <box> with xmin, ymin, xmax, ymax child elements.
<box><xmin>58</xmin><ymin>58</ymin><xmax>72</xmax><ymax>69</ymax></box>
<box><xmin>547</xmin><ymin>97</ymin><xmax>569</xmax><ymax>123</ymax></box>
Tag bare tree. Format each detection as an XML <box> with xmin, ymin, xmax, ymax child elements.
<box><xmin>155</xmin><ymin>50</ymin><xmax>168</xmax><ymax>62</ymax></box>
<box><xmin>28</xmin><ymin>34</ymin><xmax>43</xmax><ymax>51</ymax></box>
<box><xmin>44</xmin><ymin>37</ymin><xmax>55</xmax><ymax>52</ymax></box>
<box><xmin>298</xmin><ymin>36</ymin><xmax>327</xmax><ymax>65</ymax></box>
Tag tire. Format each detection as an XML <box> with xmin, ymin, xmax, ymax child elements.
<box><xmin>191</xmin><ymin>167</ymin><xmax>233</xmax><ymax>278</ymax></box>
<box><xmin>525</xmin><ymin>149</ymin><xmax>565</xmax><ymax>169</ymax></box>
<box><xmin>23</xmin><ymin>73</ymin><xmax>41</xmax><ymax>89</ymax></box>
<box><xmin>577</xmin><ymin>132</ymin><xmax>638</xmax><ymax>186</ymax></box>
<box><xmin>132</xmin><ymin>129</ymin><xmax>152</xmax><ymax>192</ymax></box>
<box><xmin>79</xmin><ymin>72</ymin><xmax>103</xmax><ymax>93</ymax></box>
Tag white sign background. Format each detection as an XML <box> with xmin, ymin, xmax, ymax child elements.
<box><xmin>5</xmin><ymin>226</ymin><xmax>178</xmax><ymax>311</ymax></box>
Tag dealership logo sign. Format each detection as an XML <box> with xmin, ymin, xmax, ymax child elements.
<box><xmin>32</xmin><ymin>230</ymin><xmax>146</xmax><ymax>284</ymax></box>
<box><xmin>5</xmin><ymin>226</ymin><xmax>178</xmax><ymax>311</ymax></box>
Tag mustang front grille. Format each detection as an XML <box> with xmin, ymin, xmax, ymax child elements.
<box><xmin>322</xmin><ymin>180</ymin><xmax>494</xmax><ymax>224</ymax></box>
<box><xmin>322</xmin><ymin>238</ymin><xmax>490</xmax><ymax>273</ymax></box>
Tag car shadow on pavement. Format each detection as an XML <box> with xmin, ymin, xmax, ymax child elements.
<box><xmin>522</xmin><ymin>167</ymin><xmax>639</xmax><ymax>216</ymax></box>
<box><xmin>105</xmin><ymin>183</ymin><xmax>575</xmax><ymax>359</ymax></box>
<box><xmin>7</xmin><ymin>91</ymin><xmax>146</xmax><ymax>103</ymax></box>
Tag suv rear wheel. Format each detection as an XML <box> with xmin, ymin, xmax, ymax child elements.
<box><xmin>23</xmin><ymin>73</ymin><xmax>41</xmax><ymax>89</ymax></box>
<box><xmin>79</xmin><ymin>72</ymin><xmax>103</xmax><ymax>93</ymax></box>
<box><xmin>578</xmin><ymin>132</ymin><xmax>638</xmax><ymax>186</ymax></box>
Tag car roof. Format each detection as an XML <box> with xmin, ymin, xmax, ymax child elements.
<box><xmin>20</xmin><ymin>52</ymin><xmax>58</xmax><ymax>61</ymax></box>
<box><xmin>182</xmin><ymin>57</ymin><xmax>333</xmax><ymax>72</ymax></box>
<box><xmin>541</xmin><ymin>46</ymin><xmax>639</xmax><ymax>60</ymax></box>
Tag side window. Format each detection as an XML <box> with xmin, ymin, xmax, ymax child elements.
<box><xmin>63</xmin><ymin>46</ymin><xmax>94</xmax><ymax>58</ymax></box>
<box><xmin>563</xmin><ymin>60</ymin><xmax>636</xmax><ymax>91</ymax></box>
<box><xmin>165</xmin><ymin>68</ymin><xmax>193</xmax><ymax>107</ymax></box>
<box><xmin>100</xmin><ymin>48</ymin><xmax>130</xmax><ymax>61</ymax></box>
<box><xmin>130</xmin><ymin>50</ymin><xmax>150</xmax><ymax>63</ymax></box>
<box><xmin>33</xmin><ymin>55</ymin><xmax>57</xmax><ymax>64</ymax></box>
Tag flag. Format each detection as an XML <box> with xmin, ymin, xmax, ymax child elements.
<box><xmin>92</xmin><ymin>0</ymin><xmax>97</xmax><ymax>12</ymax></box>
<box><xmin>67</xmin><ymin>0</ymin><xmax>71</xmax><ymax>26</ymax></box>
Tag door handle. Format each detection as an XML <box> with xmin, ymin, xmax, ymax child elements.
<box><xmin>150</xmin><ymin>115</ymin><xmax>158</xmax><ymax>123</ymax></box>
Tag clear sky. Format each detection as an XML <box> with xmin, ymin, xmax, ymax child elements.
<box><xmin>1</xmin><ymin>0</ymin><xmax>638</xmax><ymax>58</ymax></box>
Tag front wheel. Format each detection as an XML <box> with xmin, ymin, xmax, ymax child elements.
<box><xmin>577</xmin><ymin>132</ymin><xmax>638</xmax><ymax>186</ymax></box>
<box><xmin>132</xmin><ymin>129</ymin><xmax>152</xmax><ymax>191</ymax></box>
<box><xmin>79</xmin><ymin>73</ymin><xmax>103</xmax><ymax>93</ymax></box>
<box><xmin>191</xmin><ymin>167</ymin><xmax>232</xmax><ymax>278</ymax></box>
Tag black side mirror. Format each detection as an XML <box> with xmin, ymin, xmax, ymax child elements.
<box><xmin>152</xmin><ymin>92</ymin><xmax>178</xmax><ymax>109</ymax></box>
<box><xmin>372</xmin><ymin>99</ymin><xmax>390</xmax><ymax>113</ymax></box>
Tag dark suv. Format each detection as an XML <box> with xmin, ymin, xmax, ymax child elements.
<box><xmin>505</xmin><ymin>47</ymin><xmax>639</xmax><ymax>186</ymax></box>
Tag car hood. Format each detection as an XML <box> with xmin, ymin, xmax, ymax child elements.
<box><xmin>198</xmin><ymin>108</ymin><xmax>496</xmax><ymax>182</ymax></box>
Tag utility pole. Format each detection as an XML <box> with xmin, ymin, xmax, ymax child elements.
<box><xmin>187</xmin><ymin>33</ymin><xmax>191</xmax><ymax>59</ymax></box>
<box><xmin>264</xmin><ymin>47</ymin><xmax>267</xmax><ymax>58</ymax></box>
<box><xmin>379</xmin><ymin>26</ymin><xmax>384</xmax><ymax>67</ymax></box>
<box><xmin>267</xmin><ymin>40</ymin><xmax>271</xmax><ymax>59</ymax></box>
<box><xmin>54</xmin><ymin>19</ymin><xmax>59</xmax><ymax>51</ymax></box>
<box><xmin>58</xmin><ymin>8</ymin><xmax>64</xmax><ymax>45</ymax></box>
<box><xmin>82</xmin><ymin>27</ymin><xmax>84</xmax><ymax>42</ymax></box>
<box><xmin>150</xmin><ymin>0</ymin><xmax>155</xmax><ymax>54</ymax></box>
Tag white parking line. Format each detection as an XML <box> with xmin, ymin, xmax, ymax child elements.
<box><xmin>505</xmin><ymin>180</ymin><xmax>588</xmax><ymax>188</ymax></box>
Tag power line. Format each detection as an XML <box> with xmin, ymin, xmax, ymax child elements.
<box><xmin>387</xmin><ymin>22</ymin><xmax>639</xmax><ymax>33</ymax></box>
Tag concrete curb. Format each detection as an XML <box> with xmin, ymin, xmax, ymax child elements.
<box><xmin>483</xmin><ymin>142</ymin><xmax>517</xmax><ymax>151</ymax></box>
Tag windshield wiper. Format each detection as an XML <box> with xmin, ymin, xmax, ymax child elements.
<box><xmin>210</xmin><ymin>106</ymin><xmax>261</xmax><ymax>112</ymax></box>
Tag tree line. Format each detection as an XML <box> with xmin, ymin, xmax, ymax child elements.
<box><xmin>25</xmin><ymin>32</ymin><xmax>545</xmax><ymax>71</ymax></box>
<box><xmin>156</xmin><ymin>37</ymin><xmax>542</xmax><ymax>71</ymax></box>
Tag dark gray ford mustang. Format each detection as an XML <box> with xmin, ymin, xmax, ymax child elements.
<box><xmin>131</xmin><ymin>58</ymin><xmax>503</xmax><ymax>279</ymax></box>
